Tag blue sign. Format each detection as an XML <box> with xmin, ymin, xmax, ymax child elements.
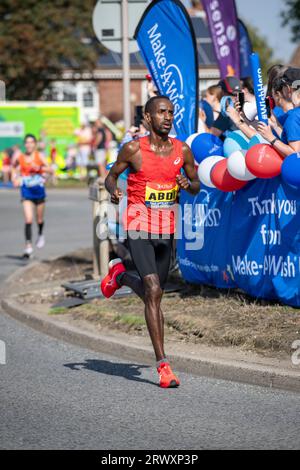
<box><xmin>238</xmin><ymin>19</ymin><xmax>253</xmax><ymax>78</ymax></box>
<box><xmin>134</xmin><ymin>0</ymin><xmax>199</xmax><ymax>141</ymax></box>
<box><xmin>178</xmin><ymin>178</ymin><xmax>300</xmax><ymax>307</ymax></box>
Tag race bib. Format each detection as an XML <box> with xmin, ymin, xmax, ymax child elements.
<box><xmin>22</xmin><ymin>175</ymin><xmax>45</xmax><ymax>188</ymax></box>
<box><xmin>145</xmin><ymin>182</ymin><xmax>178</xmax><ymax>208</ymax></box>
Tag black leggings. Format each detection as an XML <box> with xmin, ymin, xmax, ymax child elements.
<box><xmin>127</xmin><ymin>231</ymin><xmax>174</xmax><ymax>288</ymax></box>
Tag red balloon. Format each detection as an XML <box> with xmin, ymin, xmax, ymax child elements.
<box><xmin>210</xmin><ymin>159</ymin><xmax>247</xmax><ymax>192</ymax></box>
<box><xmin>245</xmin><ymin>144</ymin><xmax>283</xmax><ymax>178</ymax></box>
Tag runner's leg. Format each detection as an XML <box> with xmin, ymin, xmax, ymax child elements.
<box><xmin>23</xmin><ymin>200</ymin><xmax>34</xmax><ymax>244</ymax></box>
<box><xmin>143</xmin><ymin>273</ymin><xmax>165</xmax><ymax>361</ymax></box>
<box><xmin>122</xmin><ymin>233</ymin><xmax>165</xmax><ymax>361</ymax></box>
<box><xmin>153</xmin><ymin>235</ymin><xmax>174</xmax><ymax>348</ymax></box>
<box><xmin>36</xmin><ymin>201</ymin><xmax>45</xmax><ymax>232</ymax></box>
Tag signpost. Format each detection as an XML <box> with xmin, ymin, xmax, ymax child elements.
<box><xmin>91</xmin><ymin>1</ymin><xmax>148</xmax><ymax>282</ymax></box>
<box><xmin>92</xmin><ymin>0</ymin><xmax>148</xmax><ymax>130</ymax></box>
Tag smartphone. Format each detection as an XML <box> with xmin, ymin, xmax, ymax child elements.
<box><xmin>134</xmin><ymin>105</ymin><xmax>144</xmax><ymax>129</ymax></box>
<box><xmin>265</xmin><ymin>96</ymin><xmax>275</xmax><ymax>118</ymax></box>
<box><xmin>238</xmin><ymin>92</ymin><xmax>245</xmax><ymax>110</ymax></box>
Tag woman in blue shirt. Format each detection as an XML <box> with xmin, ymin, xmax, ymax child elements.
<box><xmin>258</xmin><ymin>68</ymin><xmax>300</xmax><ymax>157</ymax></box>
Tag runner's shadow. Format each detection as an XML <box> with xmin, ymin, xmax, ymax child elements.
<box><xmin>64</xmin><ymin>359</ymin><xmax>157</xmax><ymax>386</ymax></box>
<box><xmin>1</xmin><ymin>254</ymin><xmax>31</xmax><ymax>265</ymax></box>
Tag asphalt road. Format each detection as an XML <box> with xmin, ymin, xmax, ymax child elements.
<box><xmin>0</xmin><ymin>188</ymin><xmax>300</xmax><ymax>450</ymax></box>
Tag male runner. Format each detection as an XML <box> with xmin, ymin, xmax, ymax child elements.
<box><xmin>101</xmin><ymin>96</ymin><xmax>200</xmax><ymax>388</ymax></box>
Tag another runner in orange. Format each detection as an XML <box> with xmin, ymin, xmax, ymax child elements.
<box><xmin>102</xmin><ymin>96</ymin><xmax>200</xmax><ymax>388</ymax></box>
<box><xmin>12</xmin><ymin>134</ymin><xmax>52</xmax><ymax>258</ymax></box>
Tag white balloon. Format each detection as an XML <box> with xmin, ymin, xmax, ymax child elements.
<box><xmin>185</xmin><ymin>133</ymin><xmax>199</xmax><ymax>148</ymax></box>
<box><xmin>198</xmin><ymin>156</ymin><xmax>225</xmax><ymax>188</ymax></box>
<box><xmin>227</xmin><ymin>150</ymin><xmax>256</xmax><ymax>181</ymax></box>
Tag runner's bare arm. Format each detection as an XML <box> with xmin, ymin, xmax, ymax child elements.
<box><xmin>105</xmin><ymin>140</ymin><xmax>139</xmax><ymax>204</ymax></box>
<box><xmin>11</xmin><ymin>156</ymin><xmax>21</xmax><ymax>187</ymax></box>
<box><xmin>176</xmin><ymin>143</ymin><xmax>200</xmax><ymax>195</ymax></box>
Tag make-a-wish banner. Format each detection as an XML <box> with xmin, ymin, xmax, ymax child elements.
<box><xmin>177</xmin><ymin>178</ymin><xmax>300</xmax><ymax>307</ymax></box>
<box><xmin>134</xmin><ymin>0</ymin><xmax>199</xmax><ymax>141</ymax></box>
<box><xmin>202</xmin><ymin>0</ymin><xmax>240</xmax><ymax>78</ymax></box>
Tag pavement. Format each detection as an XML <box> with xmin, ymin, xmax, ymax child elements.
<box><xmin>0</xmin><ymin>188</ymin><xmax>300</xmax><ymax>450</ymax></box>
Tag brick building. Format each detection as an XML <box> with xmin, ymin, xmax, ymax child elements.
<box><xmin>46</xmin><ymin>10</ymin><xmax>219</xmax><ymax>123</ymax></box>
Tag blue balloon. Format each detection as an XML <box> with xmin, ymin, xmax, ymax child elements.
<box><xmin>248</xmin><ymin>134</ymin><xmax>269</xmax><ymax>148</ymax></box>
<box><xmin>223</xmin><ymin>130</ymin><xmax>249</xmax><ymax>157</ymax></box>
<box><xmin>281</xmin><ymin>153</ymin><xmax>300</xmax><ymax>188</ymax></box>
<box><xmin>191</xmin><ymin>133</ymin><xmax>224</xmax><ymax>164</ymax></box>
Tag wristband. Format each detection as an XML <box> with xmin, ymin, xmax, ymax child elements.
<box><xmin>270</xmin><ymin>137</ymin><xmax>278</xmax><ymax>146</ymax></box>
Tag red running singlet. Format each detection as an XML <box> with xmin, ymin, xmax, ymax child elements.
<box><xmin>123</xmin><ymin>136</ymin><xmax>184</xmax><ymax>235</ymax></box>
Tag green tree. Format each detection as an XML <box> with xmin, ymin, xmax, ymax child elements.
<box><xmin>0</xmin><ymin>0</ymin><xmax>102</xmax><ymax>100</ymax></box>
<box><xmin>282</xmin><ymin>0</ymin><xmax>300</xmax><ymax>42</ymax></box>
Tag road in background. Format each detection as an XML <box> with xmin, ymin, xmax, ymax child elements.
<box><xmin>0</xmin><ymin>189</ymin><xmax>299</xmax><ymax>450</ymax></box>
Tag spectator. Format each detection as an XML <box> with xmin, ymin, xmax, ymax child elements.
<box><xmin>204</xmin><ymin>85</ymin><xmax>222</xmax><ymax>120</ymax></box>
<box><xmin>49</xmin><ymin>139</ymin><xmax>58</xmax><ymax>185</ymax></box>
<box><xmin>74</xmin><ymin>122</ymin><xmax>93</xmax><ymax>179</ymax></box>
<box><xmin>240</xmin><ymin>77</ymin><xmax>257</xmax><ymax>122</ymax></box>
<box><xmin>210</xmin><ymin>76</ymin><xmax>241</xmax><ymax>138</ymax></box>
<box><xmin>266</xmin><ymin>64</ymin><xmax>289</xmax><ymax>123</ymax></box>
<box><xmin>38</xmin><ymin>129</ymin><xmax>47</xmax><ymax>158</ymax></box>
<box><xmin>266</xmin><ymin>64</ymin><xmax>288</xmax><ymax>101</ymax></box>
<box><xmin>225</xmin><ymin>77</ymin><xmax>259</xmax><ymax>138</ymax></box>
<box><xmin>93</xmin><ymin>119</ymin><xmax>107</xmax><ymax>179</ymax></box>
<box><xmin>65</xmin><ymin>144</ymin><xmax>77</xmax><ymax>171</ymax></box>
<box><xmin>258</xmin><ymin>68</ymin><xmax>300</xmax><ymax>157</ymax></box>
<box><xmin>1</xmin><ymin>148</ymin><xmax>13</xmax><ymax>184</ymax></box>
<box><xmin>11</xmin><ymin>145</ymin><xmax>22</xmax><ymax>167</ymax></box>
<box><xmin>267</xmin><ymin>75</ymin><xmax>294</xmax><ymax>138</ymax></box>
<box><xmin>198</xmin><ymin>99</ymin><xmax>214</xmax><ymax>132</ymax></box>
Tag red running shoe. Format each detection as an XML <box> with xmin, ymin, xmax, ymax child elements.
<box><xmin>101</xmin><ymin>258</ymin><xmax>126</xmax><ymax>298</ymax></box>
<box><xmin>157</xmin><ymin>362</ymin><xmax>180</xmax><ymax>388</ymax></box>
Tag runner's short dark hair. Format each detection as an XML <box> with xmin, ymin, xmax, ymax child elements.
<box><xmin>144</xmin><ymin>95</ymin><xmax>172</xmax><ymax>115</ymax></box>
<box><xmin>24</xmin><ymin>134</ymin><xmax>37</xmax><ymax>143</ymax></box>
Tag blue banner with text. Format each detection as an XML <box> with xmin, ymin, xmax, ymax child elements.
<box><xmin>178</xmin><ymin>178</ymin><xmax>300</xmax><ymax>307</ymax></box>
<box><xmin>135</xmin><ymin>0</ymin><xmax>199</xmax><ymax>141</ymax></box>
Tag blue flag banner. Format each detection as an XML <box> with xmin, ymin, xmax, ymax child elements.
<box><xmin>202</xmin><ymin>0</ymin><xmax>240</xmax><ymax>78</ymax></box>
<box><xmin>178</xmin><ymin>178</ymin><xmax>300</xmax><ymax>307</ymax></box>
<box><xmin>134</xmin><ymin>0</ymin><xmax>199</xmax><ymax>141</ymax></box>
<box><xmin>238</xmin><ymin>19</ymin><xmax>253</xmax><ymax>78</ymax></box>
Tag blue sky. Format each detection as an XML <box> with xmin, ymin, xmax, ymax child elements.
<box><xmin>235</xmin><ymin>0</ymin><xmax>295</xmax><ymax>62</ymax></box>
<box><xmin>183</xmin><ymin>0</ymin><xmax>296</xmax><ymax>62</ymax></box>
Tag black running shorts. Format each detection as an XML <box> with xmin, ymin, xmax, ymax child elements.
<box><xmin>127</xmin><ymin>231</ymin><xmax>174</xmax><ymax>288</ymax></box>
<box><xmin>21</xmin><ymin>198</ymin><xmax>46</xmax><ymax>205</ymax></box>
